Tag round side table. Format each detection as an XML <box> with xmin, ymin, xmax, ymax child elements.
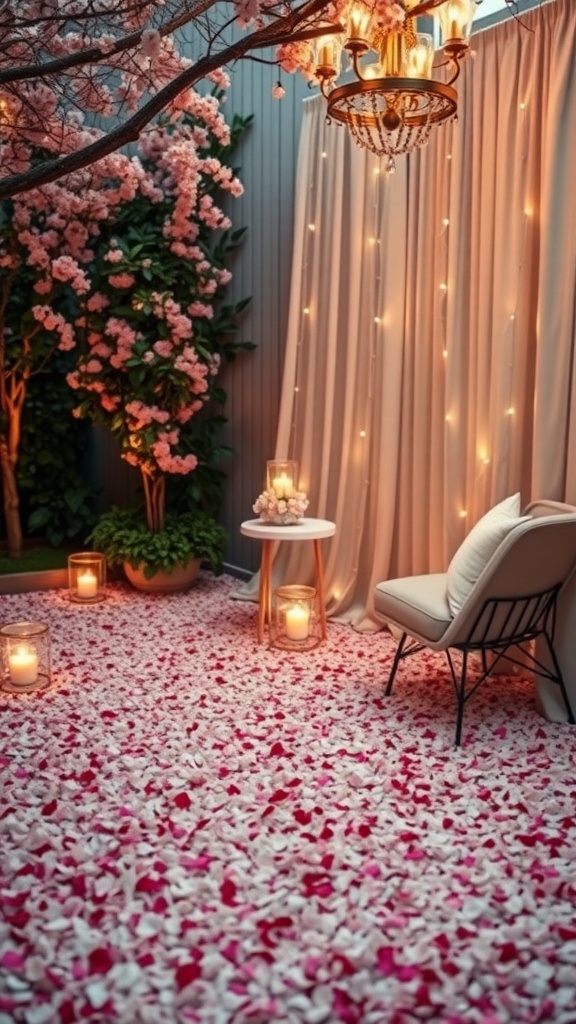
<box><xmin>240</xmin><ymin>518</ymin><xmax>336</xmax><ymax>644</ymax></box>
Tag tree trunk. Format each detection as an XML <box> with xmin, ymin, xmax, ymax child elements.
<box><xmin>0</xmin><ymin>302</ymin><xmax>25</xmax><ymax>559</ymax></box>
<box><xmin>0</xmin><ymin>433</ymin><xmax>23</xmax><ymax>559</ymax></box>
<box><xmin>142</xmin><ymin>471</ymin><xmax>166</xmax><ymax>533</ymax></box>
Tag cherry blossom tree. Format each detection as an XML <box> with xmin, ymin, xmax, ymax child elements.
<box><xmin>0</xmin><ymin>0</ymin><xmax>336</xmax><ymax>201</ymax></box>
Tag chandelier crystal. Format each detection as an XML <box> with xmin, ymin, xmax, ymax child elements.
<box><xmin>312</xmin><ymin>0</ymin><xmax>477</xmax><ymax>169</ymax></box>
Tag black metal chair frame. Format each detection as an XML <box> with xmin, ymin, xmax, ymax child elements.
<box><xmin>385</xmin><ymin>583</ymin><xmax>575</xmax><ymax>746</ymax></box>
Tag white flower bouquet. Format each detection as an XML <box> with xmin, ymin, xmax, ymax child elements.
<box><xmin>253</xmin><ymin>488</ymin><xmax>309</xmax><ymax>525</ymax></box>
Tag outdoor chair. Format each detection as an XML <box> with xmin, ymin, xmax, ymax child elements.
<box><xmin>374</xmin><ymin>498</ymin><xmax>576</xmax><ymax>746</ymax></box>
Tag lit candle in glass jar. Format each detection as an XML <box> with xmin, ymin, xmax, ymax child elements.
<box><xmin>285</xmin><ymin>603</ymin><xmax>310</xmax><ymax>641</ymax></box>
<box><xmin>77</xmin><ymin>570</ymin><xmax>98</xmax><ymax>599</ymax></box>
<box><xmin>272</xmin><ymin>473</ymin><xmax>294</xmax><ymax>499</ymax></box>
<box><xmin>9</xmin><ymin>645</ymin><xmax>38</xmax><ymax>687</ymax></box>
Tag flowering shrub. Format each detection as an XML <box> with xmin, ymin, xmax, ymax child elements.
<box><xmin>66</xmin><ymin>90</ymin><xmax>252</xmax><ymax>534</ymax></box>
<box><xmin>253</xmin><ymin>487</ymin><xmax>309</xmax><ymax>524</ymax></box>
<box><xmin>0</xmin><ymin>74</ymin><xmax>251</xmax><ymax>558</ymax></box>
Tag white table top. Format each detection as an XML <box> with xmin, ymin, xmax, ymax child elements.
<box><xmin>240</xmin><ymin>517</ymin><xmax>336</xmax><ymax>541</ymax></box>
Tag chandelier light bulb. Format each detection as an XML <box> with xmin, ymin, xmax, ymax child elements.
<box><xmin>404</xmin><ymin>34</ymin><xmax>434</xmax><ymax>79</ymax></box>
<box><xmin>316</xmin><ymin>34</ymin><xmax>341</xmax><ymax>74</ymax></box>
<box><xmin>346</xmin><ymin>4</ymin><xmax>371</xmax><ymax>47</ymax></box>
<box><xmin>438</xmin><ymin>0</ymin><xmax>477</xmax><ymax>50</ymax></box>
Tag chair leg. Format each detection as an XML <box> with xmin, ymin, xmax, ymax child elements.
<box><xmin>385</xmin><ymin>632</ymin><xmax>408</xmax><ymax>696</ymax></box>
<box><xmin>542</xmin><ymin>630</ymin><xmax>576</xmax><ymax>725</ymax></box>
<box><xmin>454</xmin><ymin>649</ymin><xmax>468</xmax><ymax>748</ymax></box>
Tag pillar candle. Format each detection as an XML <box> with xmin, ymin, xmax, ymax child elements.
<box><xmin>9</xmin><ymin>645</ymin><xmax>38</xmax><ymax>687</ymax></box>
<box><xmin>77</xmin><ymin>570</ymin><xmax>98</xmax><ymax>599</ymax></box>
<box><xmin>272</xmin><ymin>473</ymin><xmax>294</xmax><ymax>499</ymax></box>
<box><xmin>285</xmin><ymin>604</ymin><xmax>310</xmax><ymax>641</ymax></box>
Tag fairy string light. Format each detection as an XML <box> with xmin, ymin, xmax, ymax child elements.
<box><xmin>500</xmin><ymin>98</ymin><xmax>531</xmax><ymax>486</ymax></box>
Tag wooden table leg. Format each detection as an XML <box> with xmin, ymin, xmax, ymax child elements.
<box><xmin>313</xmin><ymin>538</ymin><xmax>328</xmax><ymax>640</ymax></box>
<box><xmin>257</xmin><ymin>540</ymin><xmax>272</xmax><ymax>644</ymax></box>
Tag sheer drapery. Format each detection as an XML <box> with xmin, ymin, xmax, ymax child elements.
<box><xmin>255</xmin><ymin>0</ymin><xmax>576</xmax><ymax>628</ymax></box>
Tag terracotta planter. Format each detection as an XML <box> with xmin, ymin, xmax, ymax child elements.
<box><xmin>123</xmin><ymin>558</ymin><xmax>201</xmax><ymax>593</ymax></box>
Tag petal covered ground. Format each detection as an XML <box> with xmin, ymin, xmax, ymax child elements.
<box><xmin>1</xmin><ymin>574</ymin><xmax>576</xmax><ymax>1024</ymax></box>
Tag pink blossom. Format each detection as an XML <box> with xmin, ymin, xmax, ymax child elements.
<box><xmin>108</xmin><ymin>272</ymin><xmax>135</xmax><ymax>289</ymax></box>
<box><xmin>33</xmin><ymin>278</ymin><xmax>52</xmax><ymax>295</ymax></box>
<box><xmin>86</xmin><ymin>292</ymin><xmax>110</xmax><ymax>312</ymax></box>
<box><xmin>57</xmin><ymin>323</ymin><xmax>76</xmax><ymax>351</ymax></box>
<box><xmin>153</xmin><ymin>340</ymin><xmax>173</xmax><ymax>358</ymax></box>
<box><xmin>100</xmin><ymin>394</ymin><xmax>120</xmax><ymax>412</ymax></box>
<box><xmin>187</xmin><ymin>301</ymin><xmax>213</xmax><ymax>319</ymax></box>
<box><xmin>51</xmin><ymin>255</ymin><xmax>90</xmax><ymax>294</ymax></box>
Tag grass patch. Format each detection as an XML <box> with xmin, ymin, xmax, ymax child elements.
<box><xmin>0</xmin><ymin>545</ymin><xmax>72</xmax><ymax>575</ymax></box>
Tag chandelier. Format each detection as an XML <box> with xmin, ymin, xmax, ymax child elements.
<box><xmin>312</xmin><ymin>0</ymin><xmax>477</xmax><ymax>170</ymax></box>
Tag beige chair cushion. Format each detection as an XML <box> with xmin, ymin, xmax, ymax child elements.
<box><xmin>446</xmin><ymin>493</ymin><xmax>529</xmax><ymax>615</ymax></box>
<box><xmin>374</xmin><ymin>573</ymin><xmax>452</xmax><ymax>644</ymax></box>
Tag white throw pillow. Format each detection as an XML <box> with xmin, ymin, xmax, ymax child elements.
<box><xmin>446</xmin><ymin>493</ymin><xmax>526</xmax><ymax>615</ymax></box>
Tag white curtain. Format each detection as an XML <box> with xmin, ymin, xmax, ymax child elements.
<box><xmin>262</xmin><ymin>0</ymin><xmax>576</xmax><ymax>628</ymax></box>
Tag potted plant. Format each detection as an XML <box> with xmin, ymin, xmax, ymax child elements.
<box><xmin>88</xmin><ymin>506</ymin><xmax>227</xmax><ymax>591</ymax></box>
<box><xmin>64</xmin><ymin>85</ymin><xmax>253</xmax><ymax>590</ymax></box>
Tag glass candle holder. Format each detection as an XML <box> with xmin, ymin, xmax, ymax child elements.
<box><xmin>1</xmin><ymin>621</ymin><xmax>51</xmax><ymax>693</ymax></box>
<box><xmin>68</xmin><ymin>551</ymin><xmax>107</xmax><ymax>603</ymax></box>
<box><xmin>270</xmin><ymin>584</ymin><xmax>322</xmax><ymax>651</ymax></box>
<box><xmin>266</xmin><ymin>460</ymin><xmax>299</xmax><ymax>500</ymax></box>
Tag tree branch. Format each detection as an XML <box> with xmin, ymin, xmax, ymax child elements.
<box><xmin>0</xmin><ymin>0</ymin><xmax>220</xmax><ymax>84</ymax></box>
<box><xmin>0</xmin><ymin>0</ymin><xmax>331</xmax><ymax>201</ymax></box>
